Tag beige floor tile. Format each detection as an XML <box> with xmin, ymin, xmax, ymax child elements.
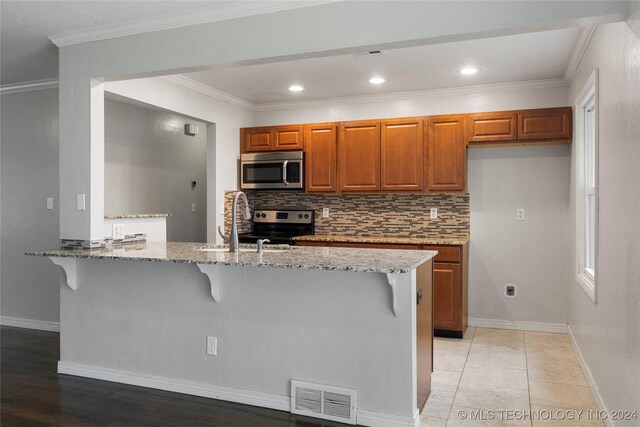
<box><xmin>529</xmin><ymin>381</ymin><xmax>597</xmax><ymax>410</ymax></box>
<box><xmin>474</xmin><ymin>328</ymin><xmax>526</xmax><ymax>350</ymax></box>
<box><xmin>461</xmin><ymin>364</ymin><xmax>529</xmax><ymax>390</ymax></box>
<box><xmin>530</xmin><ymin>405</ymin><xmax>604</xmax><ymax>426</ymax></box>
<box><xmin>525</xmin><ymin>332</ymin><xmax>572</xmax><ymax>348</ymax></box>
<box><xmin>466</xmin><ymin>344</ymin><xmax>527</xmax><ymax>370</ymax></box>
<box><xmin>526</xmin><ymin>346</ymin><xmax>579</xmax><ymax>368</ymax></box>
<box><xmin>527</xmin><ymin>363</ymin><xmax>587</xmax><ymax>387</ymax></box>
<box><xmin>423</xmin><ymin>390</ymin><xmax>456</xmax><ymax>419</ymax></box>
<box><xmin>434</xmin><ymin>351</ymin><xmax>468</xmax><ymax>372</ymax></box>
<box><xmin>435</xmin><ymin>338</ymin><xmax>472</xmax><ymax>355</ymax></box>
<box><xmin>462</xmin><ymin>327</ymin><xmax>477</xmax><ymax>341</ymax></box>
<box><xmin>453</xmin><ymin>382</ymin><xmax>530</xmax><ymax>412</ymax></box>
<box><xmin>421</xmin><ymin>414</ymin><xmax>449</xmax><ymax>426</ymax></box>
<box><xmin>432</xmin><ymin>369</ymin><xmax>462</xmax><ymax>392</ymax></box>
<box><xmin>447</xmin><ymin>406</ymin><xmax>532</xmax><ymax>426</ymax></box>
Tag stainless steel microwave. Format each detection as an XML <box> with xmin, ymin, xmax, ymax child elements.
<box><xmin>240</xmin><ymin>151</ymin><xmax>304</xmax><ymax>190</ymax></box>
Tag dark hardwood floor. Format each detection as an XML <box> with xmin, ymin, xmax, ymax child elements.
<box><xmin>1</xmin><ymin>326</ymin><xmax>348</xmax><ymax>427</ymax></box>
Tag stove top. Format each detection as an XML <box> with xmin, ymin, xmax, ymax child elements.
<box><xmin>238</xmin><ymin>209</ymin><xmax>314</xmax><ymax>245</ymax></box>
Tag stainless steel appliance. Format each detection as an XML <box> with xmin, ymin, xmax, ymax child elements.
<box><xmin>238</xmin><ymin>209</ymin><xmax>314</xmax><ymax>245</ymax></box>
<box><xmin>240</xmin><ymin>151</ymin><xmax>304</xmax><ymax>190</ymax></box>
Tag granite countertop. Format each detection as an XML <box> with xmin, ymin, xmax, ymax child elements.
<box><xmin>26</xmin><ymin>242</ymin><xmax>436</xmax><ymax>274</ymax></box>
<box><xmin>293</xmin><ymin>234</ymin><xmax>470</xmax><ymax>246</ymax></box>
<box><xmin>104</xmin><ymin>214</ymin><xmax>171</xmax><ymax>219</ymax></box>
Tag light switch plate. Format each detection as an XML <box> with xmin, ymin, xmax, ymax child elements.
<box><xmin>516</xmin><ymin>208</ymin><xmax>525</xmax><ymax>221</ymax></box>
<box><xmin>322</xmin><ymin>207</ymin><xmax>330</xmax><ymax>218</ymax></box>
<box><xmin>192</xmin><ymin>202</ymin><xmax>196</xmax><ymax>212</ymax></box>
<box><xmin>76</xmin><ymin>194</ymin><xmax>86</xmax><ymax>211</ymax></box>
<box><xmin>207</xmin><ymin>336</ymin><xmax>217</xmax><ymax>356</ymax></box>
<box><xmin>46</xmin><ymin>197</ymin><xmax>54</xmax><ymax>210</ymax></box>
<box><xmin>430</xmin><ymin>208</ymin><xmax>438</xmax><ymax>219</ymax></box>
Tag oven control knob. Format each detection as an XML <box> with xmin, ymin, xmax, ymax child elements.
<box><xmin>261</xmin><ymin>213</ymin><xmax>266</xmax><ymax>218</ymax></box>
<box><xmin>304</xmin><ymin>214</ymin><xmax>309</xmax><ymax>219</ymax></box>
<box><xmin>298</xmin><ymin>214</ymin><xmax>303</xmax><ymax>219</ymax></box>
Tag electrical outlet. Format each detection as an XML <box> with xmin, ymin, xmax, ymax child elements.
<box><xmin>430</xmin><ymin>208</ymin><xmax>438</xmax><ymax>219</ymax></box>
<box><xmin>505</xmin><ymin>284</ymin><xmax>517</xmax><ymax>298</ymax></box>
<box><xmin>76</xmin><ymin>194</ymin><xmax>86</xmax><ymax>211</ymax></box>
<box><xmin>192</xmin><ymin>202</ymin><xmax>196</xmax><ymax>213</ymax></box>
<box><xmin>322</xmin><ymin>207</ymin><xmax>330</xmax><ymax>218</ymax></box>
<box><xmin>206</xmin><ymin>336</ymin><xmax>217</xmax><ymax>356</ymax></box>
<box><xmin>112</xmin><ymin>224</ymin><xmax>124</xmax><ymax>240</ymax></box>
<box><xmin>46</xmin><ymin>197</ymin><xmax>54</xmax><ymax>210</ymax></box>
<box><xmin>516</xmin><ymin>208</ymin><xmax>525</xmax><ymax>221</ymax></box>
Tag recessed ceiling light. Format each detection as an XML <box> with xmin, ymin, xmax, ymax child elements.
<box><xmin>369</xmin><ymin>77</ymin><xmax>386</xmax><ymax>85</ymax></box>
<box><xmin>288</xmin><ymin>85</ymin><xmax>304</xmax><ymax>92</ymax></box>
<box><xmin>459</xmin><ymin>67</ymin><xmax>479</xmax><ymax>75</ymax></box>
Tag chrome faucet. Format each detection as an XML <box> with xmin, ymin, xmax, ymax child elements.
<box><xmin>256</xmin><ymin>239</ymin><xmax>270</xmax><ymax>254</ymax></box>
<box><xmin>218</xmin><ymin>191</ymin><xmax>251</xmax><ymax>253</ymax></box>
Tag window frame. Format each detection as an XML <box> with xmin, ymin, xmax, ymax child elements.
<box><xmin>575</xmin><ymin>69</ymin><xmax>599</xmax><ymax>303</ymax></box>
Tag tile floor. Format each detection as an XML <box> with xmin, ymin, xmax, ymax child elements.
<box><xmin>421</xmin><ymin>328</ymin><xmax>602</xmax><ymax>426</ymax></box>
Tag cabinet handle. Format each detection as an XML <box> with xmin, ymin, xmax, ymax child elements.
<box><xmin>417</xmin><ymin>290</ymin><xmax>423</xmax><ymax>305</ymax></box>
<box><xmin>282</xmin><ymin>160</ymin><xmax>289</xmax><ymax>185</ymax></box>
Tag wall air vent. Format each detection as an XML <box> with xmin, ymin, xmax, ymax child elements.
<box><xmin>291</xmin><ymin>380</ymin><xmax>357</xmax><ymax>424</ymax></box>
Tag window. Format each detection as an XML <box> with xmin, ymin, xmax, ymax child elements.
<box><xmin>575</xmin><ymin>69</ymin><xmax>599</xmax><ymax>303</ymax></box>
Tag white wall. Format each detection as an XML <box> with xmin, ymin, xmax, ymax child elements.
<box><xmin>104</xmin><ymin>77</ymin><xmax>253</xmax><ymax>243</ymax></box>
<box><xmin>253</xmin><ymin>84</ymin><xmax>572</xmax><ymax>326</ymax></box>
<box><xmin>568</xmin><ymin>7</ymin><xmax>640</xmax><ymax>419</ymax></box>
<box><xmin>1</xmin><ymin>88</ymin><xmax>60</xmax><ymax>324</ymax></box>
<box><xmin>105</xmin><ymin>99</ymin><xmax>207</xmax><ymax>243</ymax></box>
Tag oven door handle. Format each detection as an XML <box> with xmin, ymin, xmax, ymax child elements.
<box><xmin>282</xmin><ymin>160</ymin><xmax>289</xmax><ymax>185</ymax></box>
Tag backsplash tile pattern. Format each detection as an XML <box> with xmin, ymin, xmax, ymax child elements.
<box><xmin>225</xmin><ymin>191</ymin><xmax>470</xmax><ymax>238</ymax></box>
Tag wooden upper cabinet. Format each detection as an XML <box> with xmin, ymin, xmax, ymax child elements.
<box><xmin>518</xmin><ymin>107</ymin><xmax>572</xmax><ymax>141</ymax></box>
<box><xmin>466</xmin><ymin>111</ymin><xmax>517</xmax><ymax>144</ymax></box>
<box><xmin>305</xmin><ymin>124</ymin><xmax>337</xmax><ymax>192</ymax></box>
<box><xmin>242</xmin><ymin>125</ymin><xmax>304</xmax><ymax>152</ymax></box>
<box><xmin>243</xmin><ymin>127</ymin><xmax>274</xmax><ymax>152</ymax></box>
<box><xmin>274</xmin><ymin>125</ymin><xmax>304</xmax><ymax>150</ymax></box>
<box><xmin>381</xmin><ymin>118</ymin><xmax>424</xmax><ymax>191</ymax></box>
<box><xmin>338</xmin><ymin>121</ymin><xmax>381</xmax><ymax>192</ymax></box>
<box><xmin>426</xmin><ymin>115</ymin><xmax>466</xmax><ymax>192</ymax></box>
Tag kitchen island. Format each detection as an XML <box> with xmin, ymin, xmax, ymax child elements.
<box><xmin>28</xmin><ymin>243</ymin><xmax>435</xmax><ymax>427</ymax></box>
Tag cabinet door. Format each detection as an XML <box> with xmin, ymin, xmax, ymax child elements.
<box><xmin>243</xmin><ymin>128</ymin><xmax>274</xmax><ymax>152</ymax></box>
<box><xmin>305</xmin><ymin>124</ymin><xmax>337</xmax><ymax>192</ymax></box>
<box><xmin>518</xmin><ymin>107</ymin><xmax>572</xmax><ymax>141</ymax></box>
<box><xmin>381</xmin><ymin>118</ymin><xmax>424</xmax><ymax>191</ymax></box>
<box><xmin>338</xmin><ymin>121</ymin><xmax>381</xmax><ymax>192</ymax></box>
<box><xmin>274</xmin><ymin>125</ymin><xmax>304</xmax><ymax>150</ymax></box>
<box><xmin>426</xmin><ymin>115</ymin><xmax>466</xmax><ymax>192</ymax></box>
<box><xmin>433</xmin><ymin>262</ymin><xmax>461</xmax><ymax>330</ymax></box>
<box><xmin>466</xmin><ymin>111</ymin><xmax>517</xmax><ymax>144</ymax></box>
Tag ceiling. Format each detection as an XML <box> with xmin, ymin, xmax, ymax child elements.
<box><xmin>182</xmin><ymin>27</ymin><xmax>582</xmax><ymax>105</ymax></box>
<box><xmin>0</xmin><ymin>1</ymin><xmax>323</xmax><ymax>85</ymax></box>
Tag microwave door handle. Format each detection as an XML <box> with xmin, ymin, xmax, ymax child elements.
<box><xmin>282</xmin><ymin>160</ymin><xmax>289</xmax><ymax>185</ymax></box>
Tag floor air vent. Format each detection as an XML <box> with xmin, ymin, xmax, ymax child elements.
<box><xmin>291</xmin><ymin>380</ymin><xmax>357</xmax><ymax>424</ymax></box>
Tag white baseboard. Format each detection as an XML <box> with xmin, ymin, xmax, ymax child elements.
<box><xmin>468</xmin><ymin>317</ymin><xmax>568</xmax><ymax>333</ymax></box>
<box><xmin>58</xmin><ymin>361</ymin><xmax>416</xmax><ymax>427</ymax></box>
<box><xmin>0</xmin><ymin>315</ymin><xmax>60</xmax><ymax>332</ymax></box>
<box><xmin>567</xmin><ymin>326</ymin><xmax>613</xmax><ymax>427</ymax></box>
<box><xmin>357</xmin><ymin>408</ymin><xmax>420</xmax><ymax>427</ymax></box>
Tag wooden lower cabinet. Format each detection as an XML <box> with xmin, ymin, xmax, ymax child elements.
<box><xmin>294</xmin><ymin>240</ymin><xmax>469</xmax><ymax>337</ymax></box>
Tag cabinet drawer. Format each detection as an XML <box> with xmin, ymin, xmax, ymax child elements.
<box><xmin>422</xmin><ymin>245</ymin><xmax>461</xmax><ymax>263</ymax></box>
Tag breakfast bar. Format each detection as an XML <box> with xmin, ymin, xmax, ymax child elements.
<box><xmin>28</xmin><ymin>243</ymin><xmax>435</xmax><ymax>427</ymax></box>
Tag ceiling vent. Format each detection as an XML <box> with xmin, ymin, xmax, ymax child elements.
<box><xmin>291</xmin><ymin>380</ymin><xmax>357</xmax><ymax>424</ymax></box>
<box><xmin>353</xmin><ymin>49</ymin><xmax>386</xmax><ymax>58</ymax></box>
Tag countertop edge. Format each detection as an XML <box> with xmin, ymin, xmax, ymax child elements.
<box><xmin>104</xmin><ymin>214</ymin><xmax>171</xmax><ymax>219</ymax></box>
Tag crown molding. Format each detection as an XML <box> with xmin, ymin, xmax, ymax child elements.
<box><xmin>564</xmin><ymin>24</ymin><xmax>597</xmax><ymax>84</ymax></box>
<box><xmin>0</xmin><ymin>78</ymin><xmax>59</xmax><ymax>94</ymax></box>
<box><xmin>250</xmin><ymin>78</ymin><xmax>570</xmax><ymax>112</ymax></box>
<box><xmin>159</xmin><ymin>75</ymin><xmax>255</xmax><ymax>111</ymax></box>
<box><xmin>49</xmin><ymin>1</ymin><xmax>336</xmax><ymax>47</ymax></box>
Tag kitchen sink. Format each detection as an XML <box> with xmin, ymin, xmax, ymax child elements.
<box><xmin>193</xmin><ymin>245</ymin><xmax>288</xmax><ymax>254</ymax></box>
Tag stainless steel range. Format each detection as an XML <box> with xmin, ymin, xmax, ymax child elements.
<box><xmin>238</xmin><ymin>209</ymin><xmax>314</xmax><ymax>245</ymax></box>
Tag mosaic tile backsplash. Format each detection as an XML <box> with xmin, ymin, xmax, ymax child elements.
<box><xmin>225</xmin><ymin>191</ymin><xmax>470</xmax><ymax>239</ymax></box>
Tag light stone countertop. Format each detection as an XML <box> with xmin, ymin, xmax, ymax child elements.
<box><xmin>104</xmin><ymin>214</ymin><xmax>171</xmax><ymax>219</ymax></box>
<box><xmin>26</xmin><ymin>242</ymin><xmax>436</xmax><ymax>274</ymax></box>
<box><xmin>293</xmin><ymin>234</ymin><xmax>470</xmax><ymax>246</ymax></box>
